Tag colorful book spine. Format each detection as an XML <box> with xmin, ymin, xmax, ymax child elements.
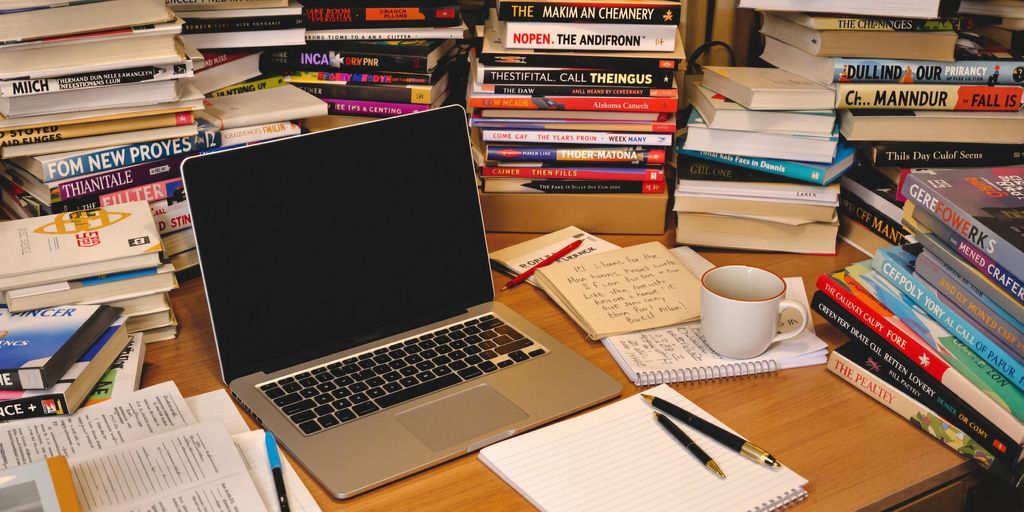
<box><xmin>838</xmin><ymin>190</ymin><xmax>910</xmax><ymax>245</ymax></box>
<box><xmin>470</xmin><ymin>118</ymin><xmax>676</xmax><ymax>134</ymax></box>
<box><xmin>858</xmin><ymin>142</ymin><xmax>1024</xmax><ymax>167</ymax></box>
<box><xmin>151</xmin><ymin>198</ymin><xmax>191</xmax><ymax>235</ymax></box>
<box><xmin>829</xmin><ymin>340</ymin><xmax>1010</xmax><ymax>473</ymax></box>
<box><xmin>287</xmin><ymin>70</ymin><xmax>434</xmax><ymax>86</ymax></box>
<box><xmin>873</xmin><ymin>246</ymin><xmax>1024</xmax><ymax>388</ymax></box>
<box><xmin>829</xmin><ymin>344</ymin><xmax>1003</xmax><ymax>475</ymax></box>
<box><xmin>485</xmin><ymin>179</ymin><xmax>664</xmax><ymax>194</ymax></box>
<box><xmin>483</xmin><ymin>166</ymin><xmax>664</xmax><ymax>181</ymax></box>
<box><xmin>219</xmin><ymin>121</ymin><xmax>300</xmax><ymax>147</ymax></box>
<box><xmin>476</xmin><ymin>67</ymin><xmax>675</xmax><ymax>87</ymax></box>
<box><xmin>98</xmin><ymin>178</ymin><xmax>182</xmax><ymax>208</ymax></box>
<box><xmin>504</xmin><ymin>21</ymin><xmax>676</xmax><ymax>51</ymax></box>
<box><xmin>834</xmin><ymin>58</ymin><xmax>1024</xmax><ymax>85</ymax></box>
<box><xmin>677</xmin><ymin>147</ymin><xmax>852</xmax><ymax>185</ymax></box>
<box><xmin>817</xmin><ymin>271</ymin><xmax>1024</xmax><ymax>425</ymax></box>
<box><xmin>814</xmin><ymin>292</ymin><xmax>1024</xmax><ymax>460</ymax></box>
<box><xmin>916</xmin><ymin>250</ymin><xmax>1024</xmax><ymax>355</ymax></box>
<box><xmin>0</xmin><ymin>63</ymin><xmax>192</xmax><ymax>97</ymax></box>
<box><xmin>305</xmin><ymin>26</ymin><xmax>467</xmax><ymax>41</ymax></box>
<box><xmin>807</xmin><ymin>15</ymin><xmax>964</xmax><ymax>31</ymax></box>
<box><xmin>483</xmin><ymin>84</ymin><xmax>674</xmax><ymax>97</ymax></box>
<box><xmin>478</xmin><ymin>49</ymin><xmax>678</xmax><ymax>72</ymax></box>
<box><xmin>52</xmin><ymin>155</ymin><xmax>184</xmax><ymax>202</ymax></box>
<box><xmin>0</xmin><ymin>113</ymin><xmax>194</xmax><ymax>147</ymax></box>
<box><xmin>468</xmin><ymin>95</ymin><xmax>676</xmax><ymax>113</ymax></box>
<box><xmin>291</xmin><ymin>80</ymin><xmax>439</xmax><ymax>104</ymax></box>
<box><xmin>208</xmin><ymin>75</ymin><xmax>285</xmax><ymax>97</ymax></box>
<box><xmin>323</xmin><ymin>98</ymin><xmax>430</xmax><ymax>117</ymax></box>
<box><xmin>37</xmin><ymin>122</ymin><xmax>220</xmax><ymax>182</ymax></box>
<box><xmin>835</xmin><ymin>84</ymin><xmax>1022</xmax><ymax>111</ymax></box>
<box><xmin>481</xmin><ymin>129</ymin><xmax>672</xmax><ymax>146</ymax></box>
<box><xmin>182</xmin><ymin>15</ymin><xmax>305</xmax><ymax>34</ymax></box>
<box><xmin>497</xmin><ymin>1</ymin><xmax>680</xmax><ymax>25</ymax></box>
<box><xmin>903</xmin><ymin>171</ymin><xmax>1024</xmax><ymax>280</ymax></box>
<box><xmin>304</xmin><ymin>5</ymin><xmax>461</xmax><ymax>29</ymax></box>
<box><xmin>486</xmin><ymin>146</ymin><xmax>666</xmax><ymax>164</ymax></box>
<box><xmin>265</xmin><ymin>49</ymin><xmax>432</xmax><ymax>73</ymax></box>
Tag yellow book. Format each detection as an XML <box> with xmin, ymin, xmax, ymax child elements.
<box><xmin>0</xmin><ymin>111</ymin><xmax>194</xmax><ymax>147</ymax></box>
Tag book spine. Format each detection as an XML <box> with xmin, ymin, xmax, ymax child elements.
<box><xmin>903</xmin><ymin>173</ymin><xmax>1023</xmax><ymax>287</ymax></box>
<box><xmin>53</xmin><ymin>156</ymin><xmax>184</xmax><ymax>202</ymax></box>
<box><xmin>827</xmin><ymin>348</ymin><xmax>1004</xmax><ymax>474</ymax></box>
<box><xmin>182</xmin><ymin>15</ymin><xmax>305</xmax><ymax>34</ymax></box>
<box><xmin>676</xmin><ymin>148</ymin><xmax>828</xmax><ymax>185</ymax></box>
<box><xmin>287</xmin><ymin>70</ymin><xmax>433</xmax><ymax>85</ymax></box>
<box><xmin>208</xmin><ymin>75</ymin><xmax>285</xmax><ymax>97</ymax></box>
<box><xmin>291</xmin><ymin>81</ymin><xmax>429</xmax><ymax>104</ymax></box>
<box><xmin>478</xmin><ymin>68</ymin><xmax>675</xmax><ymax>87</ymax></box>
<box><xmin>0</xmin><ymin>113</ymin><xmax>194</xmax><ymax>148</ymax></box>
<box><xmin>305</xmin><ymin>26</ymin><xmax>466</xmax><ymax>41</ymax></box>
<box><xmin>810</xmin><ymin>16</ymin><xmax>963</xmax><ymax>31</ymax></box>
<box><xmin>481</xmin><ymin>129</ymin><xmax>672</xmax><ymax>146</ymax></box>
<box><xmin>504</xmin><ymin>21</ymin><xmax>676</xmax><ymax>51</ymax></box>
<box><xmin>324</xmin><ymin>98</ymin><xmax>430</xmax><ymax>117</ymax></box>
<box><xmin>916</xmin><ymin>251</ymin><xmax>1024</xmax><ymax>354</ymax></box>
<box><xmin>486</xmin><ymin>146</ymin><xmax>666</xmax><ymax>164</ymax></box>
<box><xmin>485</xmin><ymin>84</ymin><xmax>673</xmax><ymax>97</ymax></box>
<box><xmin>304</xmin><ymin>5</ymin><xmax>461</xmax><ymax>29</ymax></box>
<box><xmin>834</xmin><ymin>58</ymin><xmax>1024</xmax><ymax>85</ymax></box>
<box><xmin>0</xmin><ymin>369</ymin><xmax>25</xmax><ymax>389</ymax></box>
<box><xmin>498</xmin><ymin>1</ymin><xmax>680</xmax><ymax>25</ymax></box>
<box><xmin>838</xmin><ymin>190</ymin><xmax>911</xmax><ymax>245</ymax></box>
<box><xmin>0</xmin><ymin>394</ymin><xmax>70</xmax><ymax>420</ymax></box>
<box><xmin>482</xmin><ymin>166</ymin><xmax>664</xmax><ymax>181</ymax></box>
<box><xmin>814</xmin><ymin>292</ymin><xmax>1024</xmax><ymax>458</ymax></box>
<box><xmin>38</xmin><ymin>125</ymin><xmax>219</xmax><ymax>183</ymax></box>
<box><xmin>196</xmin><ymin>51</ymin><xmax>254</xmax><ymax>71</ymax></box>
<box><xmin>219</xmin><ymin>121</ymin><xmax>299</xmax><ymax>147</ymax></box>
<box><xmin>859</xmin><ymin>142</ymin><xmax>1024</xmax><ymax>167</ymax></box>
<box><xmin>468</xmin><ymin>95</ymin><xmax>676</xmax><ymax>113</ymax></box>
<box><xmin>96</xmin><ymin>178</ymin><xmax>182</xmax><ymax>208</ymax></box>
<box><xmin>836</xmin><ymin>84</ymin><xmax>1022</xmax><ymax>111</ymax></box>
<box><xmin>469</xmin><ymin>118</ymin><xmax>676</xmax><ymax>134</ymax></box>
<box><xmin>0</xmin><ymin>63</ymin><xmax>192</xmax><ymax>97</ymax></box>
<box><xmin>828</xmin><ymin>345</ymin><xmax>1008</xmax><ymax>476</ymax></box>
<box><xmin>167</xmin><ymin>0</ymin><xmax>281</xmax><ymax>8</ymax></box>
<box><xmin>151</xmin><ymin>198</ymin><xmax>192</xmax><ymax>235</ymax></box>
<box><xmin>478</xmin><ymin>52</ymin><xmax>678</xmax><ymax>72</ymax></box>
<box><xmin>265</xmin><ymin>50</ymin><xmax>430</xmax><ymax>73</ymax></box>
<box><xmin>490</xmin><ymin>179</ymin><xmax>665</xmax><ymax>194</ymax></box>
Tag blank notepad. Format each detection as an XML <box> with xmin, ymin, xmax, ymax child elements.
<box><xmin>479</xmin><ymin>384</ymin><xmax>808</xmax><ymax>512</ymax></box>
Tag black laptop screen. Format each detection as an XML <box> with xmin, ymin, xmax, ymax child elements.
<box><xmin>183</xmin><ymin>106</ymin><xmax>494</xmax><ymax>383</ymax></box>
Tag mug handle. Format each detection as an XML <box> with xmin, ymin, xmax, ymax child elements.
<box><xmin>772</xmin><ymin>299</ymin><xmax>809</xmax><ymax>343</ymax></box>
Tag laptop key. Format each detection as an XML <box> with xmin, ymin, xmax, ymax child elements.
<box><xmin>415</xmin><ymin>361</ymin><xmax>434</xmax><ymax>371</ymax></box>
<box><xmin>299</xmin><ymin>377</ymin><xmax>318</xmax><ymax>387</ymax></box>
<box><xmin>332</xmin><ymin>388</ymin><xmax>351</xmax><ymax>399</ymax></box>
<box><xmin>492</xmin><ymin>335</ymin><xmax>515</xmax><ymax>346</ymax></box>
<box><xmin>349</xmin><ymin>382</ymin><xmax>369</xmax><ymax>393</ymax></box>
<box><xmin>480</xmin><ymin>331</ymin><xmax>498</xmax><ymax>340</ymax></box>
<box><xmin>464</xmin><ymin>318</ymin><xmax>480</xmax><ymax>325</ymax></box>
<box><xmin>465</xmin><ymin>355</ymin><xmax>484</xmax><ymax>365</ymax></box>
<box><xmin>282</xmin><ymin>382</ymin><xmax>302</xmax><ymax>393</ymax></box>
<box><xmin>375</xmin><ymin>374</ymin><xmax>462</xmax><ymax>409</ymax></box>
<box><xmin>333</xmin><ymin>398</ymin><xmax>351</xmax><ymax>409</ymax></box>
<box><xmin>496</xmin><ymin>339</ymin><xmax>533</xmax><ymax>356</ymax></box>
<box><xmin>316</xmin><ymin>382</ymin><xmax>336</xmax><ymax>393</ymax></box>
<box><xmin>295</xmin><ymin>372</ymin><xmax>312</xmax><ymax>380</ymax></box>
<box><xmin>435</xmin><ymin>328</ymin><xmax>449</xmax><ymax>335</ymax></box>
<box><xmin>406</xmin><ymin>354</ymin><xmax>424</xmax><ymax>364</ymax></box>
<box><xmin>315</xmin><ymin>373</ymin><xmax>333</xmax><ymax>383</ymax></box>
<box><xmin>464</xmin><ymin>346</ymin><xmax>482</xmax><ymax>355</ymax></box>
<box><xmin>353</xmin><ymin>402</ymin><xmax>380</xmax><ymax>416</ymax></box>
<box><xmin>300</xmin><ymin>388</ymin><xmax>319</xmax><ymax>398</ymax></box>
<box><xmin>282</xmin><ymin>399</ymin><xmax>315</xmax><ymax>415</ymax></box>
<box><xmin>373</xmin><ymin>354</ymin><xmax>392</xmax><ymax>364</ymax></box>
<box><xmin>405</xmin><ymin>344</ymin><xmax>422</xmax><ymax>354</ymax></box>
<box><xmin>334</xmin><ymin>376</ymin><xmax>354</xmax><ymax>387</ymax></box>
<box><xmin>264</xmin><ymin>387</ymin><xmax>285</xmax><ymax>399</ymax></box>
<box><xmin>368</xmin><ymin>387</ymin><xmax>386</xmax><ymax>399</ymax></box>
<box><xmin>479</xmin><ymin>318</ymin><xmax>502</xmax><ymax>329</ymax></box>
<box><xmin>299</xmin><ymin>420</ymin><xmax>321</xmax><ymax>434</ymax></box>
<box><xmin>373</xmin><ymin>347</ymin><xmax>388</xmax><ymax>355</ymax></box>
<box><xmin>367</xmin><ymin>377</ymin><xmax>385</xmax><ymax>387</ymax></box>
<box><xmin>260</xmin><ymin>383</ymin><xmax>278</xmax><ymax>391</ymax></box>
<box><xmin>480</xmin><ymin>350</ymin><xmax>497</xmax><ymax>360</ymax></box>
<box><xmin>450</xmin><ymin>340</ymin><xmax>467</xmax><ymax>349</ymax></box>
<box><xmin>355</xmin><ymin>370</ymin><xmax>375</xmax><ymax>381</ymax></box>
<box><xmin>495</xmin><ymin>325</ymin><xmax>522</xmax><ymax>338</ymax></box>
<box><xmin>384</xmin><ymin>382</ymin><xmax>402</xmax><ymax>393</ymax></box>
<box><xmin>358</xmin><ymin>353</ymin><xmax>374</xmax><ymax>360</ymax></box>
<box><xmin>388</xmin><ymin>359</ymin><xmax>407</xmax><ymax>369</ymax></box>
<box><xmin>328</xmin><ymin>362</ymin><xmax>342</xmax><ymax>369</ymax></box>
<box><xmin>373</xmin><ymin>365</ymin><xmax>391</xmax><ymax>375</ymax></box>
<box><xmin>477</xmin><ymin>361</ymin><xmax>498</xmax><ymax>373</ymax></box>
<box><xmin>343</xmin><ymin>357</ymin><xmax>357</xmax><ymax>365</ymax></box>
<box><xmin>449</xmin><ymin>331</ymin><xmax>467</xmax><ymax>340</ymax></box>
<box><xmin>341</xmin><ymin>364</ymin><xmax>360</xmax><ymax>375</ymax></box>
<box><xmin>274</xmin><ymin>393</ymin><xmax>302</xmax><ymax>407</ymax></box>
<box><xmin>458</xmin><ymin>367</ymin><xmax>483</xmax><ymax>380</ymax></box>
<box><xmin>450</xmin><ymin>360</ymin><xmax>468</xmax><ymax>371</ymax></box>
<box><xmin>415</xmin><ymin>371</ymin><xmax>435</xmax><ymax>381</ymax></box>
<box><xmin>383</xmin><ymin>371</ymin><xmax>401</xmax><ymax>382</ymax></box>
<box><xmin>464</xmin><ymin>326</ymin><xmax>481</xmax><ymax>335</ymax></box>
<box><xmin>400</xmin><ymin>366</ymin><xmax>418</xmax><ymax>376</ymax></box>
<box><xmin>313</xmin><ymin>367</ymin><xmax>329</xmax><ymax>374</ymax></box>
<box><xmin>279</xmin><ymin>376</ymin><xmax>295</xmax><ymax>384</ymax></box>
<box><xmin>528</xmin><ymin>349</ymin><xmax>547</xmax><ymax>357</ymax></box>
<box><xmin>315</xmin><ymin>394</ymin><xmax>333</xmax><ymax>405</ymax></box>
<box><xmin>389</xmin><ymin>348</ymin><xmax>407</xmax><ymax>359</ymax></box>
<box><xmin>465</xmin><ymin>335</ymin><xmax>482</xmax><ymax>344</ymax></box>
<box><xmin>318</xmin><ymin>415</ymin><xmax>340</xmax><ymax>428</ymax></box>
<box><xmin>434</xmin><ymin>365</ymin><xmax>453</xmax><ymax>376</ymax></box>
<box><xmin>350</xmin><ymin>393</ymin><xmax>369</xmax><ymax>404</ymax></box>
<box><xmin>399</xmin><ymin>376</ymin><xmax>419</xmax><ymax>387</ymax></box>
<box><xmin>336</xmin><ymin>409</ymin><xmax>357</xmax><ymax>422</ymax></box>
<box><xmin>421</xmin><ymin>349</ymin><xmax>438</xmax><ymax>359</ymax></box>
<box><xmin>314</xmin><ymin>404</ymin><xmax>334</xmax><ymax>416</ymax></box>
<box><xmin>290</xmin><ymin>410</ymin><xmax>316</xmax><ymax>424</ymax></box>
<box><xmin>436</xmin><ymin>345</ymin><xmax>453</xmax><ymax>355</ymax></box>
<box><xmin>497</xmin><ymin>360</ymin><xmax>514</xmax><ymax>368</ymax></box>
<box><xmin>420</xmin><ymin>340</ymin><xmax>437</xmax><ymax>349</ymax></box>
<box><xmin>479</xmin><ymin>340</ymin><xmax>496</xmax><ymax>350</ymax></box>
<box><xmin>449</xmin><ymin>350</ymin><xmax>467</xmax><ymax>360</ymax></box>
<box><xmin>358</xmin><ymin>360</ymin><xmax>376</xmax><ymax>369</ymax></box>
<box><xmin>508</xmin><ymin>351</ymin><xmax>530</xmax><ymax>363</ymax></box>
<box><xmin>432</xmin><ymin>355</ymin><xmax>451</xmax><ymax>366</ymax></box>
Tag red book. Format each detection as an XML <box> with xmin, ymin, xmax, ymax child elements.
<box><xmin>467</xmin><ymin>95</ymin><xmax>677</xmax><ymax>113</ymax></box>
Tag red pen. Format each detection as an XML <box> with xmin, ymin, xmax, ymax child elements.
<box><xmin>500</xmin><ymin>238</ymin><xmax>584</xmax><ymax>291</ymax></box>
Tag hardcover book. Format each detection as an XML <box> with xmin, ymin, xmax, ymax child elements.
<box><xmin>688</xmin><ymin>83</ymin><xmax>836</xmax><ymax>136</ymax></box>
<box><xmin>839</xmin><ymin>110</ymin><xmax>1024</xmax><ymax>144</ymax></box>
<box><xmin>502</xmin><ymin>20</ymin><xmax>677</xmax><ymax>52</ymax></box>
<box><xmin>0</xmin><ymin>305</ymin><xmax>122</xmax><ymax>390</ymax></box>
<box><xmin>835</xmin><ymin>83</ymin><xmax>1022</xmax><ymax>111</ymax></box>
<box><xmin>677</xmin><ymin>146</ymin><xmax>855</xmax><ymax>186</ymax></box>
<box><xmin>198</xmin><ymin>84</ymin><xmax>327</xmax><ymax>129</ymax></box>
<box><xmin>760</xmin><ymin>13</ymin><xmax>957</xmax><ymax>61</ymax></box>
<box><xmin>858</xmin><ymin>142</ymin><xmax>1024</xmax><ymax>168</ymax></box>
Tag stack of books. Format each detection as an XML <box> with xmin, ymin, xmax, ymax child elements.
<box><xmin>0</xmin><ymin>304</ymin><xmax>140</xmax><ymax>422</ymax></box>
<box><xmin>171</xmin><ymin>0</ymin><xmax>306</xmax><ymax>51</ymax></box>
<box><xmin>676</xmin><ymin>66</ymin><xmax>849</xmax><ymax>254</ymax></box>
<box><xmin>961</xmin><ymin>0</ymin><xmax>1024</xmax><ymax>53</ymax></box>
<box><xmin>753</xmin><ymin>4</ymin><xmax>1024</xmax><ymax>256</ymax></box>
<box><xmin>468</xmin><ymin>1</ymin><xmax>684</xmax><ymax>232</ymax></box>
<box><xmin>263</xmin><ymin>1</ymin><xmax>466</xmax><ymax>121</ymax></box>
<box><xmin>0</xmin><ymin>202</ymin><xmax>185</xmax><ymax>342</ymax></box>
<box><xmin>811</xmin><ymin>166</ymin><xmax>1024</xmax><ymax>485</ymax></box>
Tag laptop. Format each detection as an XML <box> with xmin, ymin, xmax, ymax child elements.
<box><xmin>181</xmin><ymin>105</ymin><xmax>622</xmax><ymax>498</ymax></box>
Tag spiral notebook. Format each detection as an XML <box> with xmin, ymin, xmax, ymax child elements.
<box><xmin>602</xmin><ymin>249</ymin><xmax>828</xmax><ymax>385</ymax></box>
<box><xmin>479</xmin><ymin>384</ymin><xmax>808</xmax><ymax>512</ymax></box>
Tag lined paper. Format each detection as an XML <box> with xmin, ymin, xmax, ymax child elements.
<box><xmin>479</xmin><ymin>385</ymin><xmax>807</xmax><ymax>512</ymax></box>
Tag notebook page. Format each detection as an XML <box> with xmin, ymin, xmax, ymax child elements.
<box><xmin>479</xmin><ymin>384</ymin><xmax>807</xmax><ymax>512</ymax></box>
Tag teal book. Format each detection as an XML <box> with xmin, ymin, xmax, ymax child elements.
<box><xmin>873</xmin><ymin>245</ymin><xmax>1024</xmax><ymax>392</ymax></box>
<box><xmin>676</xmin><ymin>145</ymin><xmax>855</xmax><ymax>185</ymax></box>
<box><xmin>0</xmin><ymin>304</ymin><xmax>122</xmax><ymax>390</ymax></box>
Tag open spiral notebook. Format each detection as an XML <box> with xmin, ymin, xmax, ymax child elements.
<box><xmin>601</xmin><ymin>247</ymin><xmax>828</xmax><ymax>385</ymax></box>
<box><xmin>479</xmin><ymin>384</ymin><xmax>808</xmax><ymax>512</ymax></box>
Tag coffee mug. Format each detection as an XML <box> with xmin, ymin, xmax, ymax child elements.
<box><xmin>700</xmin><ymin>265</ymin><xmax>809</xmax><ymax>359</ymax></box>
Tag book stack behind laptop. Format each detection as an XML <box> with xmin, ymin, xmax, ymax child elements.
<box><xmin>749</xmin><ymin>3</ymin><xmax>1024</xmax><ymax>256</ymax></box>
<box><xmin>960</xmin><ymin>0</ymin><xmax>1024</xmax><ymax>53</ymax></box>
<box><xmin>469</xmin><ymin>2</ymin><xmax>683</xmax><ymax>232</ymax></box>
<box><xmin>170</xmin><ymin>0</ymin><xmax>306</xmax><ymax>51</ymax></box>
<box><xmin>262</xmin><ymin>1</ymin><xmax>466</xmax><ymax>122</ymax></box>
<box><xmin>0</xmin><ymin>201</ymin><xmax>182</xmax><ymax>342</ymax></box>
<box><xmin>676</xmin><ymin>66</ymin><xmax>848</xmax><ymax>254</ymax></box>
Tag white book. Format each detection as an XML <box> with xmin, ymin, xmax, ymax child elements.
<box><xmin>688</xmin><ymin>83</ymin><xmax>835</xmax><ymax>136</ymax></box>
<box><xmin>307</xmin><ymin>23</ymin><xmax>468</xmax><ymax>41</ymax></box>
<box><xmin>759</xmin><ymin>36</ymin><xmax>837</xmax><ymax>85</ymax></box>
<box><xmin>0</xmin><ymin>80</ymin><xmax>181</xmax><ymax>118</ymax></box>
<box><xmin>700</xmin><ymin>66</ymin><xmax>836</xmax><ymax>110</ymax></box>
<box><xmin>481</xmin><ymin>129</ymin><xmax>672</xmax><ymax>146</ymax></box>
<box><xmin>5</xmin><ymin>264</ymin><xmax>178</xmax><ymax>312</ymax></box>
<box><xmin>0</xmin><ymin>18</ymin><xmax>184</xmax><ymax>53</ymax></box>
<box><xmin>676</xmin><ymin>178</ymin><xmax>840</xmax><ymax>204</ymax></box>
<box><xmin>199</xmin><ymin>84</ymin><xmax>327</xmax><ymax>129</ymax></box>
<box><xmin>0</xmin><ymin>124</ymin><xmax>199</xmax><ymax>159</ymax></box>
<box><xmin>174</xmin><ymin>0</ymin><xmax>301</xmax><ymax>17</ymax></box>
<box><xmin>0</xmin><ymin>60</ymin><xmax>192</xmax><ymax>98</ymax></box>
<box><xmin>0</xmin><ymin>0</ymin><xmax>170</xmax><ymax>44</ymax></box>
<box><xmin>167</xmin><ymin>0</ymin><xmax>289</xmax><ymax>10</ymax></box>
<box><xmin>737</xmin><ymin>0</ymin><xmax>944</xmax><ymax>18</ymax></box>
<box><xmin>185</xmin><ymin>51</ymin><xmax>262</xmax><ymax>94</ymax></box>
<box><xmin>0</xmin><ymin>84</ymin><xmax>204</xmax><ymax>131</ymax></box>
<box><xmin>684</xmin><ymin>113</ymin><xmax>839</xmax><ymax>164</ymax></box>
<box><xmin>0</xmin><ymin>34</ymin><xmax>184</xmax><ymax>80</ymax></box>
<box><xmin>221</xmin><ymin>121</ymin><xmax>301</xmax><ymax>146</ymax></box>
<box><xmin>502</xmin><ymin>20</ymin><xmax>677</xmax><ymax>52</ymax></box>
<box><xmin>479</xmin><ymin>384</ymin><xmax>809</xmax><ymax>512</ymax></box>
<box><xmin>181</xmin><ymin>28</ymin><xmax>306</xmax><ymax>50</ymax></box>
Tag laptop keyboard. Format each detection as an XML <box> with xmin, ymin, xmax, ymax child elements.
<box><xmin>257</xmin><ymin>315</ymin><xmax>548</xmax><ymax>436</ymax></box>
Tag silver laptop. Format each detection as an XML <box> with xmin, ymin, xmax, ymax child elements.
<box><xmin>181</xmin><ymin>105</ymin><xmax>622</xmax><ymax>498</ymax></box>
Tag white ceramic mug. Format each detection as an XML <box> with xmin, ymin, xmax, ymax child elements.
<box><xmin>700</xmin><ymin>265</ymin><xmax>809</xmax><ymax>359</ymax></box>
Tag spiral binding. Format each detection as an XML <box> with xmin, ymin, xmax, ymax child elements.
<box><xmin>753</xmin><ymin>488</ymin><xmax>808</xmax><ymax>512</ymax></box>
<box><xmin>636</xmin><ymin>359</ymin><xmax>778</xmax><ymax>386</ymax></box>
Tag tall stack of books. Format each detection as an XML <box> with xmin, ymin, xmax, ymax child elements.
<box><xmin>262</xmin><ymin>1</ymin><xmax>466</xmax><ymax>121</ymax></box>
<box><xmin>752</xmin><ymin>4</ymin><xmax>1024</xmax><ymax>256</ymax></box>
<box><xmin>468</xmin><ymin>1</ymin><xmax>684</xmax><ymax>234</ymax></box>
<box><xmin>676</xmin><ymin>66</ymin><xmax>849</xmax><ymax>254</ymax></box>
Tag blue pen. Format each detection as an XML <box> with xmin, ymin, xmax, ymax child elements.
<box><xmin>265</xmin><ymin>431</ymin><xmax>291</xmax><ymax>512</ymax></box>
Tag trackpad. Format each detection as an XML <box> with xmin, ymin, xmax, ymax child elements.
<box><xmin>396</xmin><ymin>384</ymin><xmax>528</xmax><ymax>451</ymax></box>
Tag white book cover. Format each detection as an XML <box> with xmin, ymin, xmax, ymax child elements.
<box><xmin>0</xmin><ymin>0</ymin><xmax>170</xmax><ymax>44</ymax></box>
<box><xmin>199</xmin><ymin>84</ymin><xmax>327</xmax><ymax>129</ymax></box>
<box><xmin>701</xmin><ymin>66</ymin><xmax>836</xmax><ymax>110</ymax></box>
<box><xmin>502</xmin><ymin>20</ymin><xmax>677</xmax><ymax>51</ymax></box>
<box><xmin>737</xmin><ymin>0</ymin><xmax>942</xmax><ymax>18</ymax></box>
<box><xmin>0</xmin><ymin>35</ymin><xmax>183</xmax><ymax>80</ymax></box>
<box><xmin>307</xmin><ymin>23</ymin><xmax>468</xmax><ymax>41</ymax></box>
<box><xmin>689</xmin><ymin>83</ymin><xmax>836</xmax><ymax>135</ymax></box>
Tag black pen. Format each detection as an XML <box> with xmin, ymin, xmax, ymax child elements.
<box><xmin>265</xmin><ymin>431</ymin><xmax>291</xmax><ymax>512</ymax></box>
<box><xmin>643</xmin><ymin>394</ymin><xmax>782</xmax><ymax>468</ymax></box>
<box><xmin>654</xmin><ymin>412</ymin><xmax>725</xmax><ymax>478</ymax></box>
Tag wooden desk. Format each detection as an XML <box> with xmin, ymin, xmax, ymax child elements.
<box><xmin>146</xmin><ymin>232</ymin><xmax>977</xmax><ymax>511</ymax></box>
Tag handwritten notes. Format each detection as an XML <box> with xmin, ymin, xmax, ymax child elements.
<box><xmin>535</xmin><ymin>242</ymin><xmax>701</xmax><ymax>339</ymax></box>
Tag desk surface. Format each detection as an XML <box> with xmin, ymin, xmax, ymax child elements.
<box><xmin>146</xmin><ymin>231</ymin><xmax>973</xmax><ymax>511</ymax></box>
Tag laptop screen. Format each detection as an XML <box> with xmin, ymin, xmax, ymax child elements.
<box><xmin>183</xmin><ymin>106</ymin><xmax>494</xmax><ymax>383</ymax></box>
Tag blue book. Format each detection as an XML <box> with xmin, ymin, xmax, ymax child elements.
<box><xmin>676</xmin><ymin>144</ymin><xmax>855</xmax><ymax>185</ymax></box>
<box><xmin>873</xmin><ymin>246</ymin><xmax>1024</xmax><ymax>392</ymax></box>
<box><xmin>0</xmin><ymin>305</ymin><xmax>122</xmax><ymax>390</ymax></box>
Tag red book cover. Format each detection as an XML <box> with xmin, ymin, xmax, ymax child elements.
<box><xmin>467</xmin><ymin>95</ymin><xmax>677</xmax><ymax>113</ymax></box>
